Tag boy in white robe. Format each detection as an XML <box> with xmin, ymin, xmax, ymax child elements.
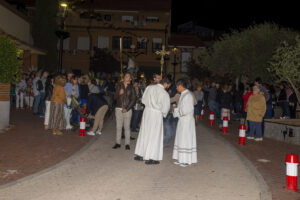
<box><xmin>134</xmin><ymin>77</ymin><xmax>171</xmax><ymax>165</ymax></box>
<box><xmin>172</xmin><ymin>78</ymin><xmax>197</xmax><ymax>167</ymax></box>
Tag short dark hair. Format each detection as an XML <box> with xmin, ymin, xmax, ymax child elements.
<box><xmin>255</xmin><ymin>77</ymin><xmax>262</xmax><ymax>84</ymax></box>
<box><xmin>160</xmin><ymin>77</ymin><xmax>171</xmax><ymax>84</ymax></box>
<box><xmin>176</xmin><ymin>78</ymin><xmax>191</xmax><ymax>89</ymax></box>
<box><xmin>153</xmin><ymin>73</ymin><xmax>160</xmax><ymax>80</ymax></box>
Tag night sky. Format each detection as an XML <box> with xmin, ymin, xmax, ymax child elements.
<box><xmin>171</xmin><ymin>0</ymin><xmax>300</xmax><ymax>32</ymax></box>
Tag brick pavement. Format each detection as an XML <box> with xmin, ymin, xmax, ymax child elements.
<box><xmin>200</xmin><ymin>112</ymin><xmax>300</xmax><ymax>200</ymax></box>
<box><xmin>0</xmin><ymin>109</ymin><xmax>91</xmax><ymax>185</ymax></box>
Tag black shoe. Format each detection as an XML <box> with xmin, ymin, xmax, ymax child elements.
<box><xmin>125</xmin><ymin>145</ymin><xmax>130</xmax><ymax>150</ymax></box>
<box><xmin>134</xmin><ymin>155</ymin><xmax>143</xmax><ymax>161</ymax></box>
<box><xmin>130</xmin><ymin>136</ymin><xmax>135</xmax><ymax>140</ymax></box>
<box><xmin>145</xmin><ymin>160</ymin><xmax>160</xmax><ymax>165</ymax></box>
<box><xmin>112</xmin><ymin>144</ymin><xmax>121</xmax><ymax>149</ymax></box>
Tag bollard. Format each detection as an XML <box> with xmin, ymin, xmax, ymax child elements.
<box><xmin>209</xmin><ymin>111</ymin><xmax>214</xmax><ymax>127</ymax></box>
<box><xmin>200</xmin><ymin>106</ymin><xmax>204</xmax><ymax>120</ymax></box>
<box><xmin>239</xmin><ymin>124</ymin><xmax>246</xmax><ymax>145</ymax></box>
<box><xmin>285</xmin><ymin>153</ymin><xmax>299</xmax><ymax>191</ymax></box>
<box><xmin>79</xmin><ymin>117</ymin><xmax>86</xmax><ymax>136</ymax></box>
<box><xmin>222</xmin><ymin>116</ymin><xmax>228</xmax><ymax>134</ymax></box>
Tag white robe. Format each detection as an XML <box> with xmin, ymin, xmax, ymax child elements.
<box><xmin>173</xmin><ymin>89</ymin><xmax>197</xmax><ymax>165</ymax></box>
<box><xmin>135</xmin><ymin>84</ymin><xmax>170</xmax><ymax>161</ymax></box>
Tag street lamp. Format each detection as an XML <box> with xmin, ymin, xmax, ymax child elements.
<box><xmin>56</xmin><ymin>1</ymin><xmax>70</xmax><ymax>73</ymax></box>
<box><xmin>171</xmin><ymin>47</ymin><xmax>179</xmax><ymax>81</ymax></box>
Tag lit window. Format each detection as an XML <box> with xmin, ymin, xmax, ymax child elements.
<box><xmin>98</xmin><ymin>36</ymin><xmax>109</xmax><ymax>49</ymax></box>
<box><xmin>152</xmin><ymin>38</ymin><xmax>162</xmax><ymax>52</ymax></box>
<box><xmin>181</xmin><ymin>52</ymin><xmax>192</xmax><ymax>72</ymax></box>
<box><xmin>122</xmin><ymin>16</ymin><xmax>134</xmax><ymax>23</ymax></box>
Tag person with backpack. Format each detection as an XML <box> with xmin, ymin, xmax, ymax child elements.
<box><xmin>33</xmin><ymin>71</ymin><xmax>42</xmax><ymax>115</ymax></box>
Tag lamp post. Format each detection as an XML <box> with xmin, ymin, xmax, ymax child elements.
<box><xmin>171</xmin><ymin>47</ymin><xmax>179</xmax><ymax>81</ymax></box>
<box><xmin>56</xmin><ymin>1</ymin><xmax>70</xmax><ymax>73</ymax></box>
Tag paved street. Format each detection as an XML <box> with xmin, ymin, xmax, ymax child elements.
<box><xmin>0</xmin><ymin>119</ymin><xmax>268</xmax><ymax>200</ymax></box>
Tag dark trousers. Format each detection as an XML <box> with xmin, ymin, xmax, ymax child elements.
<box><xmin>249</xmin><ymin>121</ymin><xmax>262</xmax><ymax>138</ymax></box>
<box><xmin>130</xmin><ymin>109</ymin><xmax>142</xmax><ymax>131</ymax></box>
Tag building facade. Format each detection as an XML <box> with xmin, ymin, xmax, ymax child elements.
<box><xmin>59</xmin><ymin>0</ymin><xmax>172</xmax><ymax>78</ymax></box>
<box><xmin>0</xmin><ymin>0</ymin><xmax>45</xmax><ymax>71</ymax></box>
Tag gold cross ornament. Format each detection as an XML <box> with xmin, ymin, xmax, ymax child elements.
<box><xmin>155</xmin><ymin>45</ymin><xmax>170</xmax><ymax>77</ymax></box>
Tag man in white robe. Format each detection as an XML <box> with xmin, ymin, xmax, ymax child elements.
<box><xmin>172</xmin><ymin>78</ymin><xmax>197</xmax><ymax>167</ymax></box>
<box><xmin>134</xmin><ymin>77</ymin><xmax>171</xmax><ymax>165</ymax></box>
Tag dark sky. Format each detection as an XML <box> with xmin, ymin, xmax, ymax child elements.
<box><xmin>171</xmin><ymin>0</ymin><xmax>300</xmax><ymax>32</ymax></box>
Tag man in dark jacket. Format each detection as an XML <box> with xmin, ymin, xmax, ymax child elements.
<box><xmin>113</xmin><ymin>72</ymin><xmax>136</xmax><ymax>150</ymax></box>
<box><xmin>86</xmin><ymin>93</ymin><xmax>108</xmax><ymax>136</ymax></box>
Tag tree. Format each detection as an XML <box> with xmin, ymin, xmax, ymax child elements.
<box><xmin>268</xmin><ymin>38</ymin><xmax>300</xmax><ymax>104</ymax></box>
<box><xmin>205</xmin><ymin>23</ymin><xmax>298</xmax><ymax>82</ymax></box>
<box><xmin>0</xmin><ymin>35</ymin><xmax>21</xmax><ymax>84</ymax></box>
<box><xmin>32</xmin><ymin>0</ymin><xmax>58</xmax><ymax>72</ymax></box>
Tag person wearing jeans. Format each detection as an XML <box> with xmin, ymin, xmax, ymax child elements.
<box><xmin>246</xmin><ymin>86</ymin><xmax>266</xmax><ymax>141</ymax></box>
<box><xmin>112</xmin><ymin>73</ymin><xmax>136</xmax><ymax>150</ymax></box>
<box><xmin>39</xmin><ymin>71</ymin><xmax>49</xmax><ymax>117</ymax></box>
<box><xmin>32</xmin><ymin>72</ymin><xmax>41</xmax><ymax>115</ymax></box>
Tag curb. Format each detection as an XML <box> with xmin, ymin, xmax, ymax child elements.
<box><xmin>204</xmin><ymin>124</ymin><xmax>272</xmax><ymax>200</ymax></box>
<box><xmin>0</xmin><ymin>135</ymin><xmax>99</xmax><ymax>190</ymax></box>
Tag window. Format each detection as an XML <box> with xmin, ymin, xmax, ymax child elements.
<box><xmin>146</xmin><ymin>16</ymin><xmax>159</xmax><ymax>23</ymax></box>
<box><xmin>104</xmin><ymin>15</ymin><xmax>111</xmax><ymax>21</ymax></box>
<box><xmin>98</xmin><ymin>36</ymin><xmax>109</xmax><ymax>49</ymax></box>
<box><xmin>122</xmin><ymin>16</ymin><xmax>133</xmax><ymax>23</ymax></box>
<box><xmin>112</xmin><ymin>36</ymin><xmax>121</xmax><ymax>50</ymax></box>
<box><xmin>57</xmin><ymin>38</ymin><xmax>70</xmax><ymax>50</ymax></box>
<box><xmin>181</xmin><ymin>52</ymin><xmax>192</xmax><ymax>72</ymax></box>
<box><xmin>77</xmin><ymin>36</ymin><xmax>90</xmax><ymax>50</ymax></box>
<box><xmin>152</xmin><ymin>38</ymin><xmax>162</xmax><ymax>52</ymax></box>
<box><xmin>123</xmin><ymin>37</ymin><xmax>132</xmax><ymax>49</ymax></box>
<box><xmin>137</xmin><ymin>37</ymin><xmax>147</xmax><ymax>50</ymax></box>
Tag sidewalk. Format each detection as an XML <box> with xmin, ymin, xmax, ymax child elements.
<box><xmin>0</xmin><ymin>110</ymin><xmax>91</xmax><ymax>186</ymax></box>
<box><xmin>200</xmin><ymin>112</ymin><xmax>300</xmax><ymax>200</ymax></box>
<box><xmin>0</xmin><ymin>119</ymin><xmax>265</xmax><ymax>200</ymax></box>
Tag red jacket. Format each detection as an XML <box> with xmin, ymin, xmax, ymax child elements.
<box><xmin>243</xmin><ymin>91</ymin><xmax>253</xmax><ymax>112</ymax></box>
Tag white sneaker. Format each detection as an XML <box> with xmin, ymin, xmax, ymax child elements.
<box><xmin>247</xmin><ymin>136</ymin><xmax>254</xmax><ymax>139</ymax></box>
<box><xmin>255</xmin><ymin>138</ymin><xmax>263</xmax><ymax>141</ymax></box>
<box><xmin>96</xmin><ymin>130</ymin><xmax>102</xmax><ymax>135</ymax></box>
<box><xmin>174</xmin><ymin>161</ymin><xmax>180</xmax><ymax>165</ymax></box>
<box><xmin>87</xmin><ymin>131</ymin><xmax>95</xmax><ymax>136</ymax></box>
<box><xmin>66</xmin><ymin>125</ymin><xmax>73</xmax><ymax>130</ymax></box>
<box><xmin>179</xmin><ymin>163</ymin><xmax>189</xmax><ymax>167</ymax></box>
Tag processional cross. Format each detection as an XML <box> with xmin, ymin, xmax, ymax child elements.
<box><xmin>155</xmin><ymin>45</ymin><xmax>170</xmax><ymax>77</ymax></box>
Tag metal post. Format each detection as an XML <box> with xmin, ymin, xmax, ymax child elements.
<box><xmin>173</xmin><ymin>54</ymin><xmax>176</xmax><ymax>81</ymax></box>
<box><xmin>58</xmin><ymin>17</ymin><xmax>64</xmax><ymax>73</ymax></box>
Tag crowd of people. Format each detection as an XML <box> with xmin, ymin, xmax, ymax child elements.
<box><xmin>11</xmin><ymin>70</ymin><xmax>299</xmax><ymax>167</ymax></box>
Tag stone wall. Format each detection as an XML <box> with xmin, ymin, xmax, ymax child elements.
<box><xmin>264</xmin><ymin>122</ymin><xmax>300</xmax><ymax>145</ymax></box>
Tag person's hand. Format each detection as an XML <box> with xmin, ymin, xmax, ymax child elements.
<box><xmin>119</xmin><ymin>89</ymin><xmax>124</xmax><ymax>95</ymax></box>
<box><xmin>122</xmin><ymin>108</ymin><xmax>127</xmax><ymax>113</ymax></box>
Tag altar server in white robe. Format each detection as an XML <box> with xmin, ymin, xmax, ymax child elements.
<box><xmin>172</xmin><ymin>78</ymin><xmax>197</xmax><ymax>167</ymax></box>
<box><xmin>134</xmin><ymin>77</ymin><xmax>171</xmax><ymax>165</ymax></box>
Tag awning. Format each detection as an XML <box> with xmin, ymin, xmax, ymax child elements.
<box><xmin>0</xmin><ymin>28</ymin><xmax>46</xmax><ymax>55</ymax></box>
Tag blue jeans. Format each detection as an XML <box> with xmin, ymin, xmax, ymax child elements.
<box><xmin>208</xmin><ymin>100</ymin><xmax>220</xmax><ymax>119</ymax></box>
<box><xmin>130</xmin><ymin>109</ymin><xmax>142</xmax><ymax>131</ymax></box>
<box><xmin>264</xmin><ymin>104</ymin><xmax>273</xmax><ymax>119</ymax></box>
<box><xmin>249</xmin><ymin>121</ymin><xmax>262</xmax><ymax>138</ymax></box>
<box><xmin>284</xmin><ymin>102</ymin><xmax>291</xmax><ymax>117</ymax></box>
<box><xmin>39</xmin><ymin>92</ymin><xmax>46</xmax><ymax>116</ymax></box>
<box><xmin>33</xmin><ymin>94</ymin><xmax>41</xmax><ymax>114</ymax></box>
